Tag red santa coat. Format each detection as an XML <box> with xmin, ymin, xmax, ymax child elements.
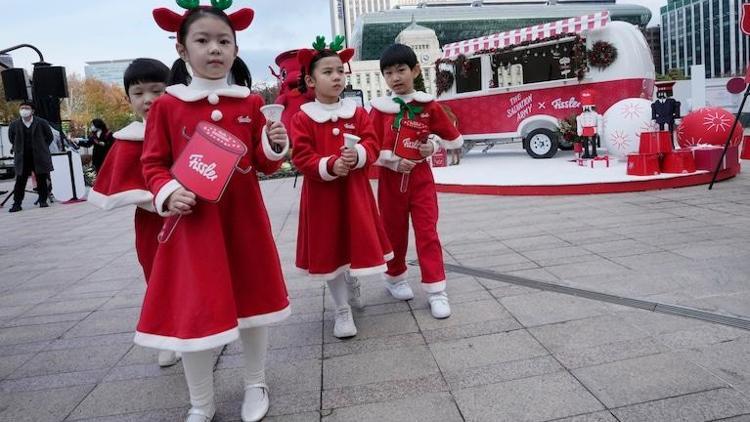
<box><xmin>369</xmin><ymin>92</ymin><xmax>463</xmax><ymax>292</ymax></box>
<box><xmin>88</xmin><ymin>121</ymin><xmax>163</xmax><ymax>280</ymax></box>
<box><xmin>136</xmin><ymin>80</ymin><xmax>290</xmax><ymax>352</ymax></box>
<box><xmin>291</xmin><ymin>99</ymin><xmax>393</xmax><ymax>279</ymax></box>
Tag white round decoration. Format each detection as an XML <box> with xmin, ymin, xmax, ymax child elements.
<box><xmin>601</xmin><ymin>98</ymin><xmax>658</xmax><ymax>160</ymax></box>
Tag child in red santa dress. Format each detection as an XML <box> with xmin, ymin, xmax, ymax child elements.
<box><xmin>290</xmin><ymin>36</ymin><xmax>393</xmax><ymax>339</ymax></box>
<box><xmin>137</xmin><ymin>2</ymin><xmax>290</xmax><ymax>421</ymax></box>
<box><xmin>369</xmin><ymin>44</ymin><xmax>464</xmax><ymax>319</ymax></box>
<box><xmin>88</xmin><ymin>58</ymin><xmax>181</xmax><ymax>368</ymax></box>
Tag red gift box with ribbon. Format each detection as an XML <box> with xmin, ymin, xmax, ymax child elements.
<box><xmin>171</xmin><ymin>121</ymin><xmax>249</xmax><ymax>202</ymax></box>
<box><xmin>393</xmin><ymin>119</ymin><xmax>430</xmax><ymax>161</ymax></box>
<box><xmin>690</xmin><ymin>145</ymin><xmax>739</xmax><ymax>172</ymax></box>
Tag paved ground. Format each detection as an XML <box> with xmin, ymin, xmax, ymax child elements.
<box><xmin>1</xmin><ymin>167</ymin><xmax>750</xmax><ymax>422</ymax></box>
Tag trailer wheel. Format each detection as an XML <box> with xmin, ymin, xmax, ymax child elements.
<box><xmin>524</xmin><ymin>128</ymin><xmax>559</xmax><ymax>158</ymax></box>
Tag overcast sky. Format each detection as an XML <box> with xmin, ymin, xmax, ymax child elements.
<box><xmin>3</xmin><ymin>0</ymin><xmax>665</xmax><ymax>84</ymax></box>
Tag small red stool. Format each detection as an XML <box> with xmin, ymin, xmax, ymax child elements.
<box><xmin>639</xmin><ymin>131</ymin><xmax>673</xmax><ymax>154</ymax></box>
<box><xmin>661</xmin><ymin>149</ymin><xmax>697</xmax><ymax>174</ymax></box>
<box><xmin>627</xmin><ymin>153</ymin><xmax>660</xmax><ymax>176</ymax></box>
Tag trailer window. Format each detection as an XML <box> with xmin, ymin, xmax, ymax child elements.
<box><xmin>455</xmin><ymin>57</ymin><xmax>482</xmax><ymax>93</ymax></box>
<box><xmin>491</xmin><ymin>40</ymin><xmax>578</xmax><ymax>87</ymax></box>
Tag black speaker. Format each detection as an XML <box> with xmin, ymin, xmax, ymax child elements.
<box><xmin>33</xmin><ymin>66</ymin><xmax>68</xmax><ymax>98</ymax></box>
<box><xmin>1</xmin><ymin>68</ymin><xmax>30</xmax><ymax>101</ymax></box>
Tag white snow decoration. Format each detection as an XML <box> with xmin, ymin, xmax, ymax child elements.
<box><xmin>602</xmin><ymin>98</ymin><xmax>658</xmax><ymax>160</ymax></box>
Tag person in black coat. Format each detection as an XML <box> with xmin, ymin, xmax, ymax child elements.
<box><xmin>79</xmin><ymin>118</ymin><xmax>114</xmax><ymax>172</ymax></box>
<box><xmin>8</xmin><ymin>101</ymin><xmax>54</xmax><ymax>212</ymax></box>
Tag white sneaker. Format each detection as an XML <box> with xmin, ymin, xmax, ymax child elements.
<box><xmin>385</xmin><ymin>280</ymin><xmax>414</xmax><ymax>300</ymax></box>
<box><xmin>346</xmin><ymin>276</ymin><xmax>364</xmax><ymax>309</ymax></box>
<box><xmin>428</xmin><ymin>292</ymin><xmax>451</xmax><ymax>319</ymax></box>
<box><xmin>241</xmin><ymin>383</ymin><xmax>270</xmax><ymax>422</ymax></box>
<box><xmin>185</xmin><ymin>406</ymin><xmax>214</xmax><ymax>422</ymax></box>
<box><xmin>333</xmin><ymin>306</ymin><xmax>357</xmax><ymax>338</ymax></box>
<box><xmin>158</xmin><ymin>350</ymin><xmax>181</xmax><ymax>367</ymax></box>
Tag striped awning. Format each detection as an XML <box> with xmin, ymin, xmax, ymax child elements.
<box><xmin>440</xmin><ymin>11</ymin><xmax>610</xmax><ymax>60</ymax></box>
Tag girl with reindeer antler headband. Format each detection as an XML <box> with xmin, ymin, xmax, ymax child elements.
<box><xmin>137</xmin><ymin>2</ymin><xmax>291</xmax><ymax>421</ymax></box>
<box><xmin>290</xmin><ymin>35</ymin><xmax>393</xmax><ymax>340</ymax></box>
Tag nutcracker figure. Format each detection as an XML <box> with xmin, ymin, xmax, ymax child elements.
<box><xmin>651</xmin><ymin>81</ymin><xmax>681</xmax><ymax>147</ymax></box>
<box><xmin>576</xmin><ymin>90</ymin><xmax>603</xmax><ymax>158</ymax></box>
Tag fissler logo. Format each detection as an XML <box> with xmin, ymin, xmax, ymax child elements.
<box><xmin>551</xmin><ymin>97</ymin><xmax>581</xmax><ymax>109</ymax></box>
<box><xmin>402</xmin><ymin>138</ymin><xmax>421</xmax><ymax>149</ymax></box>
<box><xmin>188</xmin><ymin>154</ymin><xmax>218</xmax><ymax>181</ymax></box>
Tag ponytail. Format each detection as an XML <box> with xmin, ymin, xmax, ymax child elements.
<box><xmin>229</xmin><ymin>57</ymin><xmax>252</xmax><ymax>88</ymax></box>
<box><xmin>168</xmin><ymin>58</ymin><xmax>191</xmax><ymax>86</ymax></box>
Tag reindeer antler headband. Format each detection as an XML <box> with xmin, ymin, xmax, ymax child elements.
<box><xmin>297</xmin><ymin>35</ymin><xmax>354</xmax><ymax>74</ymax></box>
<box><xmin>153</xmin><ymin>0</ymin><xmax>254</xmax><ymax>33</ymax></box>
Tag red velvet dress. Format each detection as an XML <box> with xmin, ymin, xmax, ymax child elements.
<box><xmin>291</xmin><ymin>99</ymin><xmax>393</xmax><ymax>279</ymax></box>
<box><xmin>135</xmin><ymin>81</ymin><xmax>290</xmax><ymax>352</ymax></box>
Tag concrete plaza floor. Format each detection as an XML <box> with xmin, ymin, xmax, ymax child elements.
<box><xmin>1</xmin><ymin>168</ymin><xmax>750</xmax><ymax>421</ymax></box>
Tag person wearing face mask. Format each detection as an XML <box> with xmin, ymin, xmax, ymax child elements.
<box><xmin>7</xmin><ymin>101</ymin><xmax>54</xmax><ymax>213</ymax></box>
<box><xmin>80</xmin><ymin>118</ymin><xmax>115</xmax><ymax>172</ymax></box>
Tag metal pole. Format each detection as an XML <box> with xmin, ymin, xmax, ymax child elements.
<box><xmin>708</xmin><ymin>82</ymin><xmax>750</xmax><ymax>189</ymax></box>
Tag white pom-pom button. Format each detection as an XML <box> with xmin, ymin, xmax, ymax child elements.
<box><xmin>208</xmin><ymin>93</ymin><xmax>220</xmax><ymax>105</ymax></box>
<box><xmin>332</xmin><ymin>128</ymin><xmax>341</xmax><ymax>136</ymax></box>
<box><xmin>331</xmin><ymin>115</ymin><xmax>339</xmax><ymax>122</ymax></box>
<box><xmin>211</xmin><ymin>110</ymin><xmax>223</xmax><ymax>121</ymax></box>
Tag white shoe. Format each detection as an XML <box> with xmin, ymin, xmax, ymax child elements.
<box><xmin>185</xmin><ymin>406</ymin><xmax>214</xmax><ymax>422</ymax></box>
<box><xmin>333</xmin><ymin>306</ymin><xmax>357</xmax><ymax>338</ymax></box>
<box><xmin>241</xmin><ymin>383</ymin><xmax>270</xmax><ymax>422</ymax></box>
<box><xmin>385</xmin><ymin>280</ymin><xmax>414</xmax><ymax>300</ymax></box>
<box><xmin>428</xmin><ymin>292</ymin><xmax>451</xmax><ymax>319</ymax></box>
<box><xmin>158</xmin><ymin>350</ymin><xmax>181</xmax><ymax>367</ymax></box>
<box><xmin>346</xmin><ymin>276</ymin><xmax>364</xmax><ymax>309</ymax></box>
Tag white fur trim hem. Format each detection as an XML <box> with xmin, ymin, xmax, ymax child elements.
<box><xmin>318</xmin><ymin>156</ymin><xmax>338</xmax><ymax>181</ymax></box>
<box><xmin>87</xmin><ymin>188</ymin><xmax>153</xmax><ymax>211</ymax></box>
<box><xmin>354</xmin><ymin>144</ymin><xmax>367</xmax><ymax>169</ymax></box>
<box><xmin>427</xmin><ymin>135</ymin><xmax>440</xmax><ymax>157</ymax></box>
<box><xmin>237</xmin><ymin>305</ymin><xmax>291</xmax><ymax>328</ymax></box>
<box><xmin>134</xmin><ymin>327</ymin><xmax>239</xmax><ymax>352</ymax></box>
<box><xmin>261</xmin><ymin>126</ymin><xmax>289</xmax><ymax>161</ymax></box>
<box><xmin>112</xmin><ymin>121</ymin><xmax>145</xmax><ymax>141</ymax></box>
<box><xmin>154</xmin><ymin>179</ymin><xmax>183</xmax><ymax>217</ymax></box>
<box><xmin>385</xmin><ymin>271</ymin><xmax>407</xmax><ymax>284</ymax></box>
<box><xmin>297</xmin><ymin>254</ymin><xmax>393</xmax><ymax>280</ymax></box>
<box><xmin>375</xmin><ymin>150</ymin><xmax>400</xmax><ymax>171</ymax></box>
<box><xmin>422</xmin><ymin>280</ymin><xmax>446</xmax><ymax>293</ymax></box>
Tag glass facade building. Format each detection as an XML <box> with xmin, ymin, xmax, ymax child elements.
<box><xmin>661</xmin><ymin>0</ymin><xmax>749</xmax><ymax>77</ymax></box>
<box><xmin>351</xmin><ymin>4</ymin><xmax>652</xmax><ymax>60</ymax></box>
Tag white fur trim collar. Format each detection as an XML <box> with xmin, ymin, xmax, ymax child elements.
<box><xmin>166</xmin><ymin>81</ymin><xmax>250</xmax><ymax>102</ymax></box>
<box><xmin>300</xmin><ymin>99</ymin><xmax>357</xmax><ymax>123</ymax></box>
<box><xmin>113</xmin><ymin>121</ymin><xmax>145</xmax><ymax>141</ymax></box>
<box><xmin>370</xmin><ymin>91</ymin><xmax>434</xmax><ymax>114</ymax></box>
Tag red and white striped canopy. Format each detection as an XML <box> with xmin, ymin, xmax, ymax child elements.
<box><xmin>440</xmin><ymin>11</ymin><xmax>610</xmax><ymax>60</ymax></box>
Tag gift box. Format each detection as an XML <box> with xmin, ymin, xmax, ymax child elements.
<box><xmin>661</xmin><ymin>149</ymin><xmax>696</xmax><ymax>174</ymax></box>
<box><xmin>627</xmin><ymin>153</ymin><xmax>660</xmax><ymax>176</ymax></box>
<box><xmin>639</xmin><ymin>131</ymin><xmax>673</xmax><ymax>154</ymax></box>
<box><xmin>691</xmin><ymin>145</ymin><xmax>739</xmax><ymax>171</ymax></box>
<box><xmin>431</xmin><ymin>147</ymin><xmax>447</xmax><ymax>167</ymax></box>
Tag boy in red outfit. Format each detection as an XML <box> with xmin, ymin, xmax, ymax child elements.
<box><xmin>369</xmin><ymin>44</ymin><xmax>463</xmax><ymax>318</ymax></box>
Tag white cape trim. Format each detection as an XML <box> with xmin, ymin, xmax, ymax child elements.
<box><xmin>113</xmin><ymin>121</ymin><xmax>145</xmax><ymax>141</ymax></box>
<box><xmin>88</xmin><ymin>188</ymin><xmax>154</xmax><ymax>212</ymax></box>
<box><xmin>300</xmin><ymin>99</ymin><xmax>357</xmax><ymax>123</ymax></box>
<box><xmin>370</xmin><ymin>91</ymin><xmax>434</xmax><ymax>114</ymax></box>
<box><xmin>166</xmin><ymin>84</ymin><xmax>251</xmax><ymax>102</ymax></box>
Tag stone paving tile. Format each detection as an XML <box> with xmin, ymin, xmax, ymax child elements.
<box><xmin>322</xmin><ymin>345</ymin><xmax>439</xmax><ymax>389</ymax></box>
<box><xmin>443</xmin><ymin>355</ymin><xmax>563</xmax><ymax>390</ymax></box>
<box><xmin>1</xmin><ymin>369</ymin><xmax>109</xmax><ymax>393</ymax></box>
<box><xmin>611</xmin><ymin>387</ymin><xmax>750</xmax><ymax>422</ymax></box>
<box><xmin>545</xmin><ymin>411</ymin><xmax>619</xmax><ymax>421</ymax></box>
<box><xmin>8</xmin><ymin>342</ymin><xmax>131</xmax><ymax>379</ymax></box>
<box><xmin>268</xmin><ymin>321</ymin><xmax>321</xmax><ymax>350</ymax></box>
<box><xmin>322</xmin><ymin>374</ymin><xmax>448</xmax><ymax>410</ymax></box>
<box><xmin>572</xmin><ymin>353</ymin><xmax>729</xmax><ymax>408</ymax></box>
<box><xmin>62</xmin><ymin>308</ymin><xmax>140</xmax><ymax>338</ymax></box>
<box><xmin>499</xmin><ymin>291</ymin><xmax>609</xmax><ymax>327</ymax></box>
<box><xmin>674</xmin><ymin>337</ymin><xmax>750</xmax><ymax>388</ymax></box>
<box><xmin>323</xmin><ymin>311</ymin><xmax>418</xmax><ymax>344</ymax></box>
<box><xmin>322</xmin><ymin>392</ymin><xmax>462</xmax><ymax>422</ymax></box>
<box><xmin>0</xmin><ymin>353</ymin><xmax>32</xmax><ymax>379</ymax></box>
<box><xmin>454</xmin><ymin>371</ymin><xmax>604</xmax><ymax>422</ymax></box>
<box><xmin>323</xmin><ymin>332</ymin><xmax>425</xmax><ymax>358</ymax></box>
<box><xmin>0</xmin><ymin>321</ymin><xmax>77</xmax><ymax>345</ymax></box>
<box><xmin>430</xmin><ymin>330</ymin><xmax>548</xmax><ymax>373</ymax></box>
<box><xmin>0</xmin><ymin>385</ymin><xmax>95</xmax><ymax>422</ymax></box>
<box><xmin>66</xmin><ymin>407</ymin><xmax>186</xmax><ymax>421</ymax></box>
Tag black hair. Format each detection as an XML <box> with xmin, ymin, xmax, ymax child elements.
<box><xmin>91</xmin><ymin>118</ymin><xmax>108</xmax><ymax>132</ymax></box>
<box><xmin>123</xmin><ymin>58</ymin><xmax>170</xmax><ymax>95</ymax></box>
<box><xmin>19</xmin><ymin>101</ymin><xmax>34</xmax><ymax>109</ymax></box>
<box><xmin>297</xmin><ymin>50</ymin><xmax>340</xmax><ymax>94</ymax></box>
<box><xmin>379</xmin><ymin>43</ymin><xmax>418</xmax><ymax>73</ymax></box>
<box><xmin>167</xmin><ymin>7</ymin><xmax>252</xmax><ymax>87</ymax></box>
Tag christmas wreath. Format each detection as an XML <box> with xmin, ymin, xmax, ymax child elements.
<box><xmin>587</xmin><ymin>41</ymin><xmax>617</xmax><ymax>69</ymax></box>
<box><xmin>436</xmin><ymin>70</ymin><xmax>455</xmax><ymax>97</ymax></box>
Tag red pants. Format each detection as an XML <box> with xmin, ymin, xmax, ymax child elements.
<box><xmin>378</xmin><ymin>163</ymin><xmax>446</xmax><ymax>293</ymax></box>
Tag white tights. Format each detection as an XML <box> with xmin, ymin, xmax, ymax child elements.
<box><xmin>181</xmin><ymin>326</ymin><xmax>269</xmax><ymax>414</ymax></box>
<box><xmin>326</xmin><ymin>272</ymin><xmax>349</xmax><ymax>309</ymax></box>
